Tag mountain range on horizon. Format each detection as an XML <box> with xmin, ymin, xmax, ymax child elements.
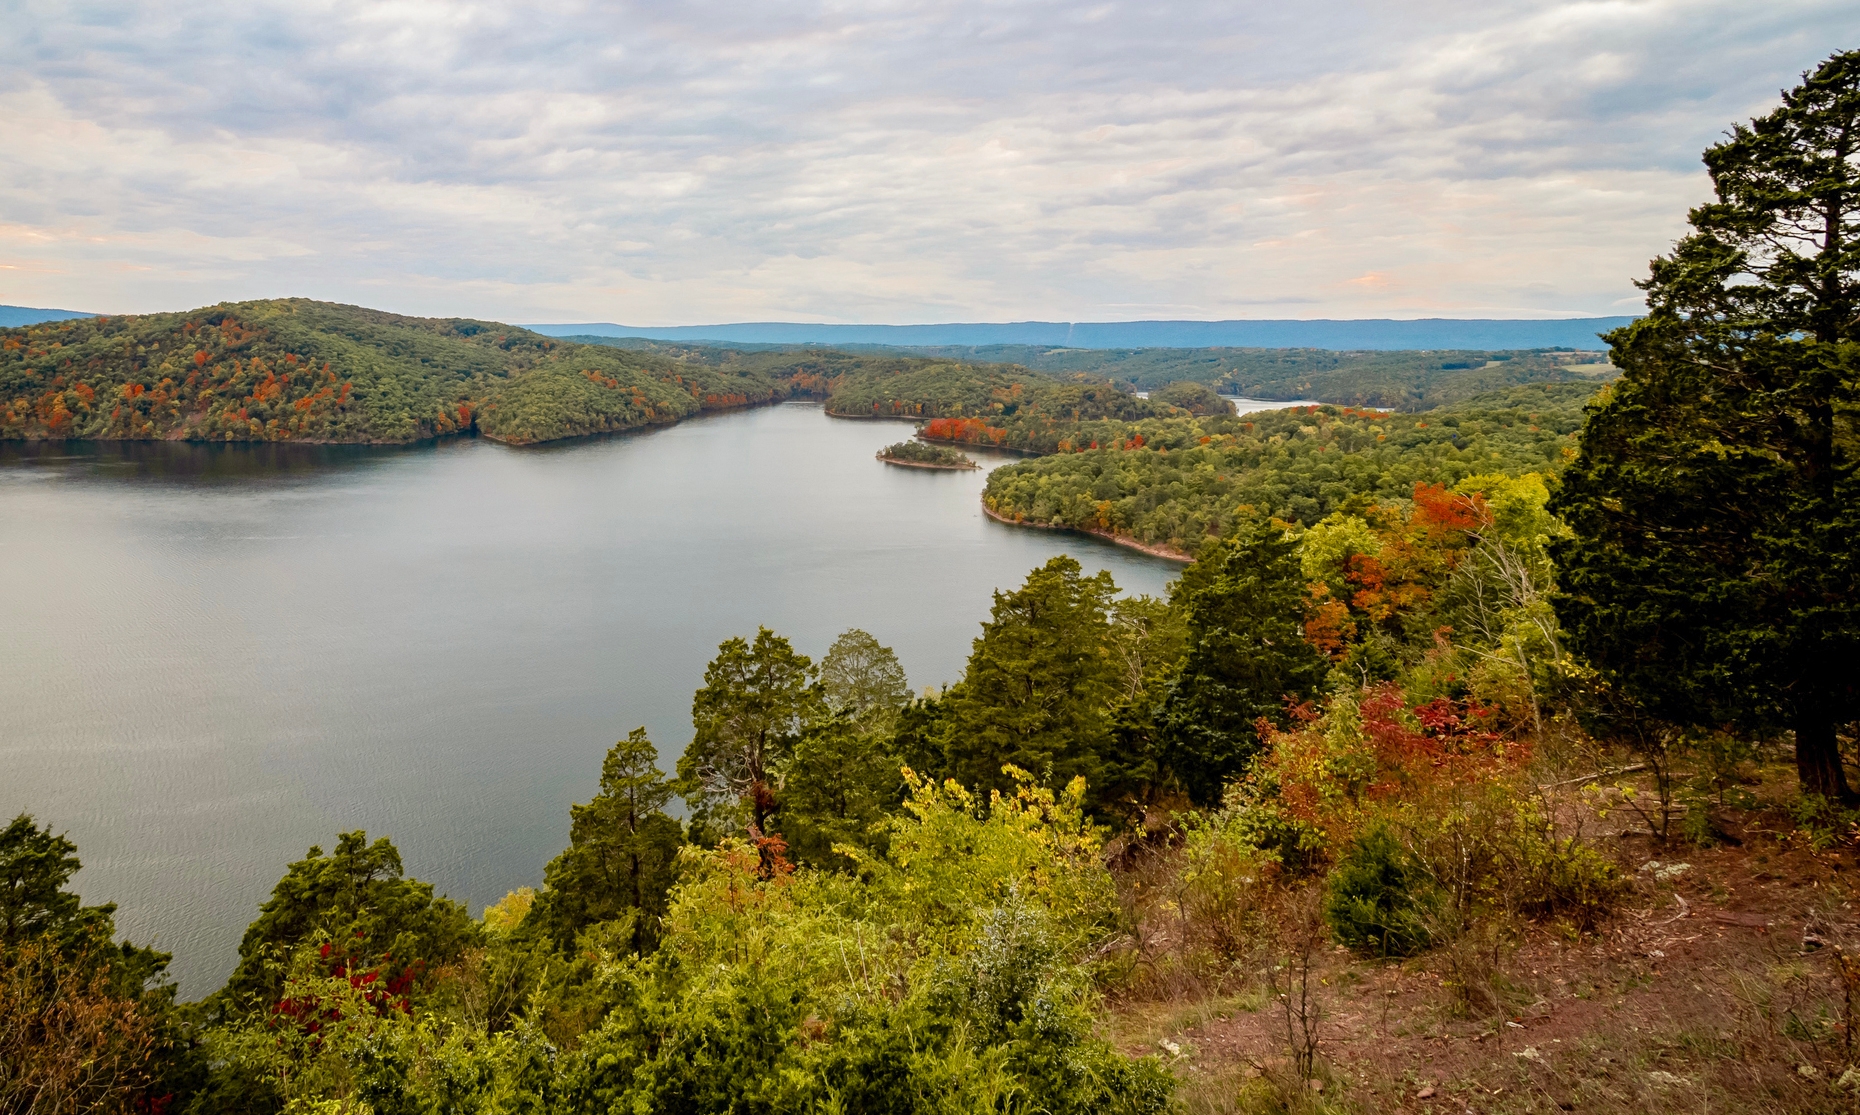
<box><xmin>3</xmin><ymin>304</ymin><xmax>1631</xmax><ymax>351</ymax></box>
<box><xmin>514</xmin><ymin>316</ymin><xmax>1636</xmax><ymax>350</ymax></box>
<box><xmin>0</xmin><ymin>304</ymin><xmax>97</xmax><ymax>328</ymax></box>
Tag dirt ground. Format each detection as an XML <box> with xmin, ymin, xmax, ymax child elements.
<box><xmin>1107</xmin><ymin>817</ymin><xmax>1860</xmax><ymax>1114</ymax></box>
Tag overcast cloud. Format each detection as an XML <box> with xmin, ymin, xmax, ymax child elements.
<box><xmin>1</xmin><ymin>1</ymin><xmax>1856</xmax><ymax>323</ymax></box>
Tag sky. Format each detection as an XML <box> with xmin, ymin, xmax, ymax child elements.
<box><xmin>2</xmin><ymin>1</ymin><xmax>1856</xmax><ymax>325</ymax></box>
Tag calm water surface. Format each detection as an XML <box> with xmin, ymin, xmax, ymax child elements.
<box><xmin>0</xmin><ymin>403</ymin><xmax>1175</xmax><ymax>995</ymax></box>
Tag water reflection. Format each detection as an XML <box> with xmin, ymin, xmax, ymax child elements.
<box><xmin>0</xmin><ymin>437</ymin><xmax>420</xmax><ymax>483</ymax></box>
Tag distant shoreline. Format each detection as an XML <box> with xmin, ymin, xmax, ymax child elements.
<box><xmin>981</xmin><ymin>503</ymin><xmax>1194</xmax><ymax>563</ymax></box>
<box><xmin>877</xmin><ymin>454</ymin><xmax>978</xmax><ymax>471</ymax></box>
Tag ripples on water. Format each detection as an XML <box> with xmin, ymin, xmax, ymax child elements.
<box><xmin>0</xmin><ymin>404</ymin><xmax>1176</xmax><ymax>995</ymax></box>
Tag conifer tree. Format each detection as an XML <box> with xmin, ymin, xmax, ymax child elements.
<box><xmin>941</xmin><ymin>556</ymin><xmax>1122</xmax><ymax>800</ymax></box>
<box><xmin>217</xmin><ymin>831</ymin><xmax>478</xmax><ymax>1012</ymax></box>
<box><xmin>677</xmin><ymin>627</ymin><xmax>823</xmax><ymax>836</ymax></box>
<box><xmin>1550</xmin><ymin>51</ymin><xmax>1860</xmax><ymax>800</ymax></box>
<box><xmin>780</xmin><ymin>713</ymin><xmax>903</xmax><ymax>868</ymax></box>
<box><xmin>535</xmin><ymin>728</ymin><xmax>685</xmax><ymax>953</ymax></box>
<box><xmin>1158</xmin><ymin>521</ymin><xmax>1328</xmax><ymax>803</ymax></box>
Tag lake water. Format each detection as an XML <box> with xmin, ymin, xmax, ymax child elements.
<box><xmin>0</xmin><ymin>403</ymin><xmax>1176</xmax><ymax>996</ymax></box>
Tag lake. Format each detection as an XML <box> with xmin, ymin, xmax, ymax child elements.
<box><xmin>0</xmin><ymin>403</ymin><xmax>1177</xmax><ymax>996</ymax></box>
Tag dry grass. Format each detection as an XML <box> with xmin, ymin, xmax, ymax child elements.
<box><xmin>1103</xmin><ymin>765</ymin><xmax>1860</xmax><ymax>1114</ymax></box>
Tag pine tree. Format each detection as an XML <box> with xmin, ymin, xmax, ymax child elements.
<box><xmin>535</xmin><ymin>728</ymin><xmax>685</xmax><ymax>953</ymax></box>
<box><xmin>941</xmin><ymin>556</ymin><xmax>1122</xmax><ymax>801</ymax></box>
<box><xmin>1158</xmin><ymin>521</ymin><xmax>1329</xmax><ymax>803</ymax></box>
<box><xmin>1550</xmin><ymin>51</ymin><xmax>1860</xmax><ymax>800</ymax></box>
<box><xmin>677</xmin><ymin>627</ymin><xmax>823</xmax><ymax>836</ymax></box>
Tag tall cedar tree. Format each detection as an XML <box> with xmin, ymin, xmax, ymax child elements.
<box><xmin>1159</xmin><ymin>522</ymin><xmax>1329</xmax><ymax>804</ymax></box>
<box><xmin>216</xmin><ymin>831</ymin><xmax>479</xmax><ymax>1014</ymax></box>
<box><xmin>0</xmin><ymin>814</ymin><xmax>171</xmax><ymax>994</ymax></box>
<box><xmin>535</xmin><ymin>729</ymin><xmax>686</xmax><ymax>953</ymax></box>
<box><xmin>941</xmin><ymin>556</ymin><xmax>1122</xmax><ymax>801</ymax></box>
<box><xmin>780</xmin><ymin>713</ymin><xmax>904</xmax><ymax>868</ymax></box>
<box><xmin>1100</xmin><ymin>595</ymin><xmax>1191</xmax><ymax>816</ymax></box>
<box><xmin>1550</xmin><ymin>51</ymin><xmax>1860</xmax><ymax>800</ymax></box>
<box><xmin>677</xmin><ymin>627</ymin><xmax>823</xmax><ymax>838</ymax></box>
<box><xmin>782</xmin><ymin>630</ymin><xmax>912</xmax><ymax>867</ymax></box>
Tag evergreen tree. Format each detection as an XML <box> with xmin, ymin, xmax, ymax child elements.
<box><xmin>535</xmin><ymin>728</ymin><xmax>685</xmax><ymax>953</ymax></box>
<box><xmin>780</xmin><ymin>713</ymin><xmax>903</xmax><ymax>869</ymax></box>
<box><xmin>0</xmin><ymin>813</ymin><xmax>171</xmax><ymax>992</ymax></box>
<box><xmin>0</xmin><ymin>817</ymin><xmax>187</xmax><ymax>1115</ymax></box>
<box><xmin>1100</xmin><ymin>594</ymin><xmax>1191</xmax><ymax>817</ymax></box>
<box><xmin>941</xmin><ymin>556</ymin><xmax>1122</xmax><ymax>801</ymax></box>
<box><xmin>677</xmin><ymin>626</ymin><xmax>823</xmax><ymax>837</ymax></box>
<box><xmin>1550</xmin><ymin>51</ymin><xmax>1860</xmax><ymax>800</ymax></box>
<box><xmin>217</xmin><ymin>831</ymin><xmax>479</xmax><ymax>1013</ymax></box>
<box><xmin>819</xmin><ymin>628</ymin><xmax>912</xmax><ymax>737</ymax></box>
<box><xmin>1158</xmin><ymin>521</ymin><xmax>1329</xmax><ymax>803</ymax></box>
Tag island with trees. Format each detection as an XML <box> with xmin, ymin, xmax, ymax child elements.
<box><xmin>6</xmin><ymin>49</ymin><xmax>1860</xmax><ymax>1115</ymax></box>
<box><xmin>875</xmin><ymin>439</ymin><xmax>979</xmax><ymax>469</ymax></box>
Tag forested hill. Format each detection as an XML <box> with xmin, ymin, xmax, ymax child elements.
<box><xmin>982</xmin><ymin>382</ymin><xmax>1598</xmax><ymax>558</ymax></box>
<box><xmin>0</xmin><ymin>300</ymin><xmax>828</xmax><ymax>445</ymax></box>
<box><xmin>881</xmin><ymin>344</ymin><xmax>1617</xmax><ymax>407</ymax></box>
<box><xmin>575</xmin><ymin>333</ymin><xmax>1617</xmax><ymax>411</ymax></box>
<box><xmin>3</xmin><ymin>300</ymin><xmax>1618</xmax><ymax>447</ymax></box>
<box><xmin>2</xmin><ymin>300</ymin><xmax>1106</xmax><ymax>446</ymax></box>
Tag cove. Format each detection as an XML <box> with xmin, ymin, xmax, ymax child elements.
<box><xmin>0</xmin><ymin>402</ymin><xmax>1176</xmax><ymax>995</ymax></box>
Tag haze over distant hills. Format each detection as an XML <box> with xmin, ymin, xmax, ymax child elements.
<box><xmin>525</xmin><ymin>317</ymin><xmax>1634</xmax><ymax>351</ymax></box>
<box><xmin>0</xmin><ymin>304</ymin><xmax>96</xmax><ymax>328</ymax></box>
<box><xmin>5</xmin><ymin>306</ymin><xmax>1631</xmax><ymax>350</ymax></box>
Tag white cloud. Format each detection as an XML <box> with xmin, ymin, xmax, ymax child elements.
<box><xmin>0</xmin><ymin>0</ymin><xmax>1854</xmax><ymax>322</ymax></box>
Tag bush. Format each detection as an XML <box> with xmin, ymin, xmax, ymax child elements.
<box><xmin>1509</xmin><ymin>829</ymin><xmax>1624</xmax><ymax>932</ymax></box>
<box><xmin>1322</xmin><ymin>824</ymin><xmax>1435</xmax><ymax>956</ymax></box>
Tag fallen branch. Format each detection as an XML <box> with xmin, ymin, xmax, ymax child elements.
<box><xmin>1542</xmin><ymin>764</ymin><xmax>1649</xmax><ymax>790</ymax></box>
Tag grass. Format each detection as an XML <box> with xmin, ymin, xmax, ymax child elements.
<box><xmin>1100</xmin><ymin>758</ymin><xmax>1860</xmax><ymax>1114</ymax></box>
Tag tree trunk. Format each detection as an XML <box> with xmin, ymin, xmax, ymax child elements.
<box><xmin>1795</xmin><ymin>713</ymin><xmax>1855</xmax><ymax>802</ymax></box>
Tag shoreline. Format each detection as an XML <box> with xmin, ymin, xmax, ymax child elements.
<box><xmin>823</xmin><ymin>409</ymin><xmax>927</xmax><ymax>422</ymax></box>
<box><xmin>877</xmin><ymin>454</ymin><xmax>979</xmax><ymax>471</ymax></box>
<box><xmin>981</xmin><ymin>502</ymin><xmax>1194</xmax><ymax>563</ymax></box>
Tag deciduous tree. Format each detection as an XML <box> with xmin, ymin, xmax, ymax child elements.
<box><xmin>818</xmin><ymin>627</ymin><xmax>911</xmax><ymax>737</ymax></box>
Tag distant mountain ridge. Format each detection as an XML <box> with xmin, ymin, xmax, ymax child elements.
<box><xmin>0</xmin><ymin>304</ymin><xmax>96</xmax><ymax>328</ymax></box>
<box><xmin>525</xmin><ymin>317</ymin><xmax>1635</xmax><ymax>351</ymax></box>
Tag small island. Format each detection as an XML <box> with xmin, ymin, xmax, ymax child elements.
<box><xmin>876</xmin><ymin>439</ymin><xmax>979</xmax><ymax>470</ymax></box>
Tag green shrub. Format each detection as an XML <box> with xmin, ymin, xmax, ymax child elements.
<box><xmin>1322</xmin><ymin>824</ymin><xmax>1435</xmax><ymax>956</ymax></box>
<box><xmin>1510</xmin><ymin>833</ymin><xmax>1624</xmax><ymax>932</ymax></box>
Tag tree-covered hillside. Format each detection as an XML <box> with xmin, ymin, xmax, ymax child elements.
<box><xmin>887</xmin><ymin>343</ymin><xmax>1615</xmax><ymax>407</ymax></box>
<box><xmin>565</xmin><ymin>333</ymin><xmax>1176</xmax><ymax>444</ymax></box>
<box><xmin>6</xmin><ymin>303</ymin><xmax>1617</xmax><ymax>450</ymax></box>
<box><xmin>0</xmin><ymin>300</ymin><xmax>799</xmax><ymax>445</ymax></box>
<box><xmin>983</xmin><ymin>383</ymin><xmax>1594</xmax><ymax>557</ymax></box>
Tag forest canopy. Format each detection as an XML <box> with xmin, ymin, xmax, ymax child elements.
<box><xmin>982</xmin><ymin>383</ymin><xmax>1595</xmax><ymax>558</ymax></box>
<box><xmin>0</xmin><ymin>300</ymin><xmax>805</xmax><ymax>446</ymax></box>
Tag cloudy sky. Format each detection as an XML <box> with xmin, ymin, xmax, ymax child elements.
<box><xmin>2</xmin><ymin>1</ymin><xmax>1855</xmax><ymax>324</ymax></box>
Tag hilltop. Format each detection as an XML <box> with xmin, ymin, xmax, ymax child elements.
<box><xmin>3</xmin><ymin>300</ymin><xmax>1622</xmax><ymax>449</ymax></box>
<box><xmin>0</xmin><ymin>300</ymin><xmax>822</xmax><ymax>445</ymax></box>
